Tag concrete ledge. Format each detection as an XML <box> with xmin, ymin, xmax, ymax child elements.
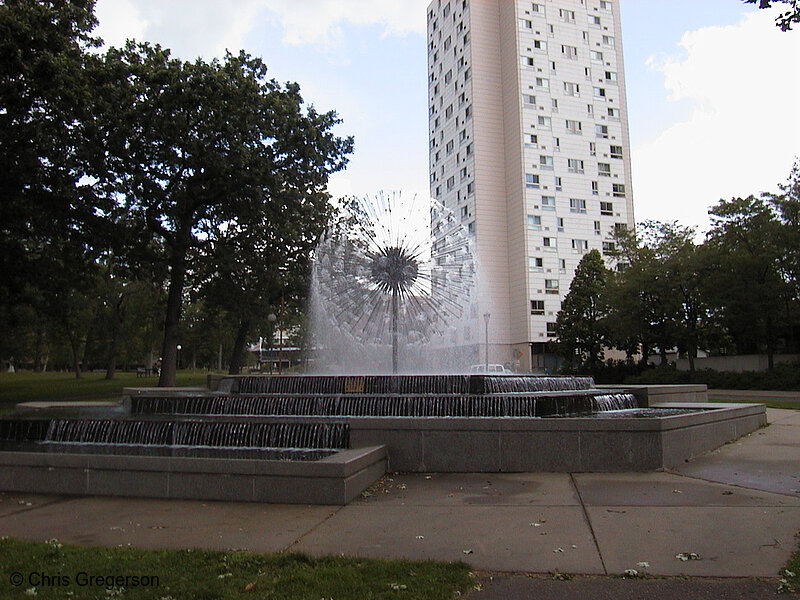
<box><xmin>0</xmin><ymin>445</ymin><xmax>387</xmax><ymax>505</ymax></box>
<box><xmin>348</xmin><ymin>404</ymin><xmax>766</xmax><ymax>472</ymax></box>
<box><xmin>600</xmin><ymin>384</ymin><xmax>708</xmax><ymax>404</ymax></box>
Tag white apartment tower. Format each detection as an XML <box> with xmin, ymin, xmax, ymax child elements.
<box><xmin>427</xmin><ymin>0</ymin><xmax>635</xmax><ymax>371</ymax></box>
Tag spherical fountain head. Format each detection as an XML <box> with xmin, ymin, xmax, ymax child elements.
<box><xmin>368</xmin><ymin>246</ymin><xmax>420</xmax><ymax>294</ymax></box>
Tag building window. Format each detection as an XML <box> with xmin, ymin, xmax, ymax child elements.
<box><xmin>531</xmin><ymin>300</ymin><xmax>545</xmax><ymax>315</ymax></box>
<box><xmin>528</xmin><ymin>214</ymin><xmax>542</xmax><ymax>229</ymax></box>
<box><xmin>523</xmin><ymin>93</ymin><xmax>536</xmax><ymax>106</ymax></box>
<box><xmin>593</xmin><ymin>87</ymin><xmax>606</xmax><ymax>100</ymax></box>
<box><xmin>446</xmin><ymin>140</ymin><xmax>454</xmax><ymax>154</ymax></box>
<box><xmin>446</xmin><ymin>176</ymin><xmax>455</xmax><ymax>190</ymax></box>
<box><xmin>610</xmin><ymin>145</ymin><xmax>623</xmax><ymax>159</ymax></box>
<box><xmin>594</xmin><ymin>220</ymin><xmax>601</xmax><ymax>235</ymax></box>
<box><xmin>526</xmin><ymin>173</ymin><xmax>540</xmax><ymax>188</ymax></box>
<box><xmin>613</xmin><ymin>184</ymin><xmax>626</xmax><ymax>197</ymax></box>
<box><xmin>538</xmin><ymin>115</ymin><xmax>552</xmax><ymax>129</ymax></box>
<box><xmin>591</xmin><ymin>180</ymin><xmax>599</xmax><ymax>195</ymax></box>
<box><xmin>602</xmin><ymin>241</ymin><xmax>616</xmax><ymax>254</ymax></box>
<box><xmin>541</xmin><ymin>195</ymin><xmax>556</xmax><ymax>210</ymax></box>
<box><xmin>567</xmin><ymin>158</ymin><xmax>584</xmax><ymax>173</ymax></box>
<box><xmin>566</xmin><ymin>119</ymin><xmax>582</xmax><ymax>134</ymax></box>
<box><xmin>527</xmin><ymin>134</ymin><xmax>538</xmax><ymax>146</ymax></box>
<box><xmin>465</xmin><ymin>105</ymin><xmax>472</xmax><ymax>119</ymax></box>
<box><xmin>461</xmin><ymin>205</ymin><xmax>469</xmax><ymax>218</ymax></box>
<box><xmin>545</xmin><ymin>279</ymin><xmax>559</xmax><ymax>294</ymax></box>
<box><xmin>590</xmin><ymin>50</ymin><xmax>603</xmax><ymax>63</ymax></box>
<box><xmin>559</xmin><ymin>258</ymin><xmax>567</xmax><ymax>273</ymax></box>
<box><xmin>466</xmin><ymin>142</ymin><xmax>473</xmax><ymax>155</ymax></box>
<box><xmin>608</xmin><ymin>107</ymin><xmax>620</xmax><ymax>120</ymax></box>
<box><xmin>468</xmin><ymin>221</ymin><xmax>475</xmax><ymax>235</ymax></box>
<box><xmin>589</xmin><ymin>15</ymin><xmax>601</xmax><ymax>26</ymax></box>
<box><xmin>572</xmin><ymin>239</ymin><xmax>588</xmax><ymax>251</ymax></box>
<box><xmin>445</xmin><ymin>104</ymin><xmax>453</xmax><ymax>118</ymax></box>
<box><xmin>589</xmin><ymin>142</ymin><xmax>597</xmax><ymax>156</ymax></box>
<box><xmin>460</xmin><ymin>166</ymin><xmax>468</xmax><ymax>180</ymax></box>
<box><xmin>536</xmin><ymin>77</ymin><xmax>550</xmax><ymax>90</ymax></box>
<box><xmin>534</xmin><ymin>39</ymin><xmax>547</xmax><ymax>50</ymax></box>
<box><xmin>600</xmin><ymin>201</ymin><xmax>613</xmax><ymax>215</ymax></box>
<box><xmin>532</xmin><ymin>3</ymin><xmax>544</xmax><ymax>13</ymax></box>
<box><xmin>602</xmin><ymin>35</ymin><xmax>615</xmax><ymax>46</ymax></box>
<box><xmin>529</xmin><ymin>256</ymin><xmax>544</xmax><ymax>271</ymax></box>
<box><xmin>596</xmin><ymin>124</ymin><xmax>609</xmax><ymax>139</ymax></box>
<box><xmin>467</xmin><ymin>182</ymin><xmax>475</xmax><ymax>195</ymax></box>
<box><xmin>555</xmin><ymin>176</ymin><xmax>562</xmax><ymax>191</ymax></box>
<box><xmin>570</xmin><ymin>198</ymin><xmax>587</xmax><ymax>214</ymax></box>
<box><xmin>520</xmin><ymin>18</ymin><xmax>532</xmax><ymax>29</ymax></box>
<box><xmin>546</xmin><ymin>322</ymin><xmax>557</xmax><ymax>337</ymax></box>
<box><xmin>564</xmin><ymin>81</ymin><xmax>580</xmax><ymax>96</ymax></box>
<box><xmin>561</xmin><ymin>45</ymin><xmax>578</xmax><ymax>60</ymax></box>
<box><xmin>522</xmin><ymin>55</ymin><xmax>535</xmax><ymax>67</ymax></box>
<box><xmin>557</xmin><ymin>217</ymin><xmax>565</xmax><ymax>232</ymax></box>
<box><xmin>605</xmin><ymin>71</ymin><xmax>617</xmax><ymax>82</ymax></box>
<box><xmin>598</xmin><ymin>162</ymin><xmax>611</xmax><ymax>177</ymax></box>
<box><xmin>559</xmin><ymin>9</ymin><xmax>575</xmax><ymax>23</ymax></box>
<box><xmin>539</xmin><ymin>155</ymin><xmax>554</xmax><ymax>170</ymax></box>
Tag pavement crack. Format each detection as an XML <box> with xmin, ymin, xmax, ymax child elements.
<box><xmin>666</xmin><ymin>469</ymin><xmax>800</xmax><ymax>500</ymax></box>
<box><xmin>569</xmin><ymin>473</ymin><xmax>607</xmax><ymax>575</ymax></box>
<box><xmin>283</xmin><ymin>505</ymin><xmax>345</xmax><ymax>552</ymax></box>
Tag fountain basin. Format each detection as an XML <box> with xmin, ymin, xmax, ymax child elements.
<box><xmin>0</xmin><ymin>444</ymin><xmax>386</xmax><ymax>504</ymax></box>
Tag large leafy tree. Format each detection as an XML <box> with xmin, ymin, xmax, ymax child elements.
<box><xmin>704</xmin><ymin>195</ymin><xmax>793</xmax><ymax>368</ymax></box>
<box><xmin>0</xmin><ymin>0</ymin><xmax>109</xmax><ymax>375</ymax></box>
<box><xmin>92</xmin><ymin>44</ymin><xmax>353</xmax><ymax>386</ymax></box>
<box><xmin>554</xmin><ymin>249</ymin><xmax>612</xmax><ymax>375</ymax></box>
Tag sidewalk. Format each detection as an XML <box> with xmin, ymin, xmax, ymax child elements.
<box><xmin>1</xmin><ymin>409</ymin><xmax>799</xmax><ymax>598</ymax></box>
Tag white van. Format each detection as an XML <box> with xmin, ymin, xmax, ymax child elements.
<box><xmin>469</xmin><ymin>364</ymin><xmax>513</xmax><ymax>374</ymax></box>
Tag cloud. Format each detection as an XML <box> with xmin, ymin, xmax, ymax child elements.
<box><xmin>632</xmin><ymin>9</ymin><xmax>800</xmax><ymax>234</ymax></box>
<box><xmin>257</xmin><ymin>0</ymin><xmax>427</xmax><ymax>46</ymax></box>
<box><xmin>94</xmin><ymin>0</ymin><xmax>428</xmax><ymax>59</ymax></box>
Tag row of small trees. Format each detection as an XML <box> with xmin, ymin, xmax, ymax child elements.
<box><xmin>0</xmin><ymin>1</ymin><xmax>353</xmax><ymax>385</ymax></box>
<box><xmin>554</xmin><ymin>163</ymin><xmax>800</xmax><ymax>376</ymax></box>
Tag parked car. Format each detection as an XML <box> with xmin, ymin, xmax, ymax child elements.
<box><xmin>469</xmin><ymin>364</ymin><xmax>513</xmax><ymax>374</ymax></box>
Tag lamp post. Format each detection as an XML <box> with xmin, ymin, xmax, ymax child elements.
<box><xmin>176</xmin><ymin>344</ymin><xmax>182</xmax><ymax>372</ymax></box>
<box><xmin>267</xmin><ymin>313</ymin><xmax>277</xmax><ymax>374</ymax></box>
<box><xmin>483</xmin><ymin>312</ymin><xmax>490</xmax><ymax>372</ymax></box>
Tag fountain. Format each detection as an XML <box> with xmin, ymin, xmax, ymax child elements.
<box><xmin>311</xmin><ymin>192</ymin><xmax>477</xmax><ymax>373</ymax></box>
<box><xmin>0</xmin><ymin>193</ymin><xmax>768</xmax><ymax>503</ymax></box>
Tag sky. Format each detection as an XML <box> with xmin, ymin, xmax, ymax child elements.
<box><xmin>94</xmin><ymin>0</ymin><xmax>800</xmax><ymax>236</ymax></box>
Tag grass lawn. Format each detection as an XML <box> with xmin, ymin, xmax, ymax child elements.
<box><xmin>0</xmin><ymin>538</ymin><xmax>473</xmax><ymax>600</ymax></box>
<box><xmin>0</xmin><ymin>370</ymin><xmax>211</xmax><ymax>406</ymax></box>
<box><xmin>709</xmin><ymin>398</ymin><xmax>800</xmax><ymax>410</ymax></box>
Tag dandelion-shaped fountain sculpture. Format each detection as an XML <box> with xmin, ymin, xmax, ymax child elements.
<box><xmin>312</xmin><ymin>192</ymin><xmax>477</xmax><ymax>373</ymax></box>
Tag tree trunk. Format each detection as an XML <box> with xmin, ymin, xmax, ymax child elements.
<box><xmin>229</xmin><ymin>319</ymin><xmax>250</xmax><ymax>375</ymax></box>
<box><xmin>65</xmin><ymin>326</ymin><xmax>82</xmax><ymax>379</ymax></box>
<box><xmin>158</xmin><ymin>247</ymin><xmax>188</xmax><ymax>387</ymax></box>
<box><xmin>105</xmin><ymin>297</ymin><xmax>123</xmax><ymax>380</ymax></box>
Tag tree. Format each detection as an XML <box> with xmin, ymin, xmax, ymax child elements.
<box><xmin>744</xmin><ymin>0</ymin><xmax>800</xmax><ymax>31</ymax></box>
<box><xmin>705</xmin><ymin>196</ymin><xmax>791</xmax><ymax>368</ymax></box>
<box><xmin>554</xmin><ymin>249</ymin><xmax>612</xmax><ymax>375</ymax></box>
<box><xmin>0</xmin><ymin>0</ymin><xmax>110</xmax><ymax>374</ymax></box>
<box><xmin>92</xmin><ymin>44</ymin><xmax>353</xmax><ymax>386</ymax></box>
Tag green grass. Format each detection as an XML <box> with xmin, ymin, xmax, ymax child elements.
<box><xmin>709</xmin><ymin>398</ymin><xmax>800</xmax><ymax>410</ymax></box>
<box><xmin>779</xmin><ymin>534</ymin><xmax>800</xmax><ymax>593</ymax></box>
<box><xmin>0</xmin><ymin>538</ymin><xmax>473</xmax><ymax>600</ymax></box>
<box><xmin>0</xmin><ymin>371</ymin><xmax>211</xmax><ymax>406</ymax></box>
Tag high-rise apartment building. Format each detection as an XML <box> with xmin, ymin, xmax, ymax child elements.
<box><xmin>427</xmin><ymin>0</ymin><xmax>634</xmax><ymax>371</ymax></box>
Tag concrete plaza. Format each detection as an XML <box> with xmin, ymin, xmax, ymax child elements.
<box><xmin>1</xmin><ymin>408</ymin><xmax>799</xmax><ymax>598</ymax></box>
